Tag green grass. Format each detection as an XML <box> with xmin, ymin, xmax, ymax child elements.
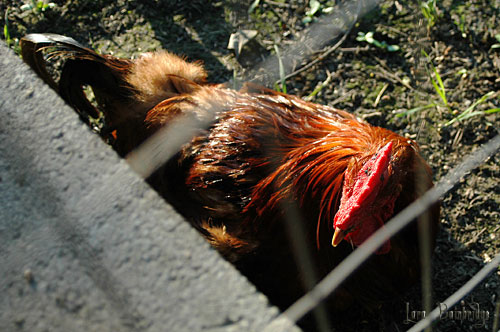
<box><xmin>356</xmin><ymin>31</ymin><xmax>400</xmax><ymax>52</ymax></box>
<box><xmin>398</xmin><ymin>50</ymin><xmax>499</xmax><ymax>126</ymax></box>
<box><xmin>3</xmin><ymin>8</ymin><xmax>21</xmax><ymax>55</ymax></box>
<box><xmin>20</xmin><ymin>0</ymin><xmax>56</xmax><ymax>15</ymax></box>
<box><xmin>492</xmin><ymin>34</ymin><xmax>500</xmax><ymax>49</ymax></box>
<box><xmin>248</xmin><ymin>0</ymin><xmax>260</xmax><ymax>14</ymax></box>
<box><xmin>420</xmin><ymin>0</ymin><xmax>439</xmax><ymax>29</ymax></box>
<box><xmin>273</xmin><ymin>44</ymin><xmax>287</xmax><ymax>94</ymax></box>
<box><xmin>424</xmin><ymin>50</ymin><xmax>448</xmax><ymax>107</ymax></box>
<box><xmin>396</xmin><ymin>50</ymin><xmax>448</xmax><ymax>119</ymax></box>
<box><xmin>4</xmin><ymin>1</ymin><xmax>58</xmax><ymax>55</ymax></box>
<box><xmin>445</xmin><ymin>92</ymin><xmax>500</xmax><ymax>126</ymax></box>
<box><xmin>302</xmin><ymin>0</ymin><xmax>321</xmax><ymax>24</ymax></box>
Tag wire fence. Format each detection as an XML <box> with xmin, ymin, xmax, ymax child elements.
<box><xmin>123</xmin><ymin>1</ymin><xmax>500</xmax><ymax>331</ymax></box>
<box><xmin>18</xmin><ymin>0</ymin><xmax>500</xmax><ymax>331</ymax></box>
<box><xmin>264</xmin><ymin>133</ymin><xmax>500</xmax><ymax>332</ymax></box>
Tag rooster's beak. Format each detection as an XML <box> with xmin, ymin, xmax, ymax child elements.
<box><xmin>331</xmin><ymin>227</ymin><xmax>345</xmax><ymax>247</ymax></box>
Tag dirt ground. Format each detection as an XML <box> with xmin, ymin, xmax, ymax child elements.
<box><xmin>2</xmin><ymin>0</ymin><xmax>499</xmax><ymax>331</ymax></box>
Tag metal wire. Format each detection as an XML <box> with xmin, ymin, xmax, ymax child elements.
<box><xmin>237</xmin><ymin>0</ymin><xmax>379</xmax><ymax>87</ymax></box>
<box><xmin>126</xmin><ymin>0</ymin><xmax>381</xmax><ymax>180</ymax></box>
<box><xmin>12</xmin><ymin>1</ymin><xmax>500</xmax><ymax>331</ymax></box>
<box><xmin>127</xmin><ymin>111</ymin><xmax>216</xmax><ymax>178</ymax></box>
<box><xmin>121</xmin><ymin>1</ymin><xmax>500</xmax><ymax>330</ymax></box>
<box><xmin>121</xmin><ymin>1</ymin><xmax>499</xmax><ymax>328</ymax></box>
<box><xmin>407</xmin><ymin>253</ymin><xmax>500</xmax><ymax>332</ymax></box>
<box><xmin>262</xmin><ymin>134</ymin><xmax>500</xmax><ymax>331</ymax></box>
<box><xmin>42</xmin><ymin>1</ymin><xmax>500</xmax><ymax>330</ymax></box>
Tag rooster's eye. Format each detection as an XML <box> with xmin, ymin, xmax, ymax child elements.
<box><xmin>344</xmin><ymin>224</ymin><xmax>358</xmax><ymax>234</ymax></box>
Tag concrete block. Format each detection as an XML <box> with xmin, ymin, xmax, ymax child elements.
<box><xmin>0</xmin><ymin>41</ymin><xmax>299</xmax><ymax>332</ymax></box>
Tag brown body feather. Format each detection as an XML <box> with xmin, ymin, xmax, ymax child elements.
<box><xmin>21</xmin><ymin>34</ymin><xmax>440</xmax><ymax>324</ymax></box>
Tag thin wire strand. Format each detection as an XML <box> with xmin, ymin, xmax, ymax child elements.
<box><xmin>493</xmin><ymin>300</ymin><xmax>500</xmax><ymax>332</ymax></box>
<box><xmin>126</xmin><ymin>0</ymin><xmax>380</xmax><ymax>179</ymax></box>
<box><xmin>417</xmin><ymin>181</ymin><xmax>433</xmax><ymax>332</ymax></box>
<box><xmin>262</xmin><ymin>134</ymin><xmax>500</xmax><ymax>331</ymax></box>
<box><xmin>126</xmin><ymin>112</ymin><xmax>215</xmax><ymax>178</ymax></box>
<box><xmin>406</xmin><ymin>253</ymin><xmax>500</xmax><ymax>332</ymax></box>
<box><xmin>119</xmin><ymin>2</ymin><xmax>498</xmax><ymax>331</ymax></box>
<box><xmin>280</xmin><ymin>199</ymin><xmax>333</xmax><ymax>332</ymax></box>
<box><xmin>239</xmin><ymin>0</ymin><xmax>379</xmax><ymax>87</ymax></box>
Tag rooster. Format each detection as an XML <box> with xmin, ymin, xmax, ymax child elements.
<box><xmin>21</xmin><ymin>33</ymin><xmax>440</xmax><ymax>324</ymax></box>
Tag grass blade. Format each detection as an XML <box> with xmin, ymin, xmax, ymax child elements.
<box><xmin>274</xmin><ymin>44</ymin><xmax>287</xmax><ymax>94</ymax></box>
<box><xmin>431</xmin><ymin>65</ymin><xmax>447</xmax><ymax>106</ymax></box>
<box><xmin>396</xmin><ymin>103</ymin><xmax>435</xmax><ymax>118</ymax></box>
<box><xmin>248</xmin><ymin>0</ymin><xmax>260</xmax><ymax>14</ymax></box>
<box><xmin>451</xmin><ymin>108</ymin><xmax>500</xmax><ymax>122</ymax></box>
<box><xmin>445</xmin><ymin>91</ymin><xmax>496</xmax><ymax>126</ymax></box>
<box><xmin>3</xmin><ymin>8</ymin><xmax>11</xmax><ymax>47</ymax></box>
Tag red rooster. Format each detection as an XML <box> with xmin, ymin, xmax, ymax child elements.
<box><xmin>21</xmin><ymin>34</ymin><xmax>440</xmax><ymax>322</ymax></box>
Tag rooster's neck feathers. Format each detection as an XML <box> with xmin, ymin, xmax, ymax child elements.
<box><xmin>216</xmin><ymin>90</ymin><xmax>417</xmax><ymax>233</ymax></box>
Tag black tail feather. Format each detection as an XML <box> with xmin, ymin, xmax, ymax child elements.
<box><xmin>20</xmin><ymin>33</ymin><xmax>132</xmax><ymax>123</ymax></box>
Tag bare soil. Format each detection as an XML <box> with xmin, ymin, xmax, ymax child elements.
<box><xmin>2</xmin><ymin>1</ymin><xmax>499</xmax><ymax>331</ymax></box>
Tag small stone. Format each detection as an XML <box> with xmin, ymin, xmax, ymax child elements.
<box><xmin>14</xmin><ymin>317</ymin><xmax>25</xmax><ymax>327</ymax></box>
<box><xmin>23</xmin><ymin>269</ymin><xmax>33</xmax><ymax>283</ymax></box>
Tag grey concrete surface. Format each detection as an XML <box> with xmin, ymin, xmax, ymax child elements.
<box><xmin>0</xmin><ymin>41</ymin><xmax>299</xmax><ymax>332</ymax></box>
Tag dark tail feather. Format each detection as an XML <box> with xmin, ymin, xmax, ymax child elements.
<box><xmin>19</xmin><ymin>33</ymin><xmax>71</xmax><ymax>91</ymax></box>
<box><xmin>20</xmin><ymin>33</ymin><xmax>132</xmax><ymax>123</ymax></box>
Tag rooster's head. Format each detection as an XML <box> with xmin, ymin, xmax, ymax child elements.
<box><xmin>331</xmin><ymin>141</ymin><xmax>403</xmax><ymax>254</ymax></box>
